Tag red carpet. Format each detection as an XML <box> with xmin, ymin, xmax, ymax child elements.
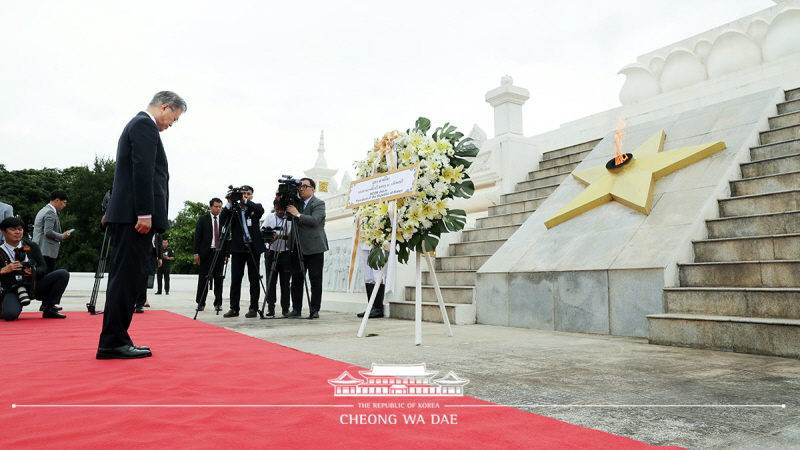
<box><xmin>0</xmin><ymin>311</ymin><xmax>684</xmax><ymax>449</ymax></box>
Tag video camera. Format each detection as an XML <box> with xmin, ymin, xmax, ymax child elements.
<box><xmin>276</xmin><ymin>175</ymin><xmax>302</xmax><ymax>211</ymax></box>
<box><xmin>260</xmin><ymin>226</ymin><xmax>276</xmax><ymax>242</ymax></box>
<box><xmin>226</xmin><ymin>185</ymin><xmax>248</xmax><ymax>203</ymax></box>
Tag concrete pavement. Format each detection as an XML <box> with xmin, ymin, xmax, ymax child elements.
<box><xmin>53</xmin><ymin>289</ymin><xmax>800</xmax><ymax>449</ymax></box>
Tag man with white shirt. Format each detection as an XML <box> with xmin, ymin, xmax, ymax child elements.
<box><xmin>0</xmin><ymin>217</ymin><xmax>69</xmax><ymax>321</ymax></box>
<box><xmin>262</xmin><ymin>201</ymin><xmax>292</xmax><ymax>317</ymax></box>
<box><xmin>33</xmin><ymin>190</ymin><xmax>71</xmax><ymax>273</ymax></box>
<box><xmin>194</xmin><ymin>197</ymin><xmax>226</xmax><ymax>311</ymax></box>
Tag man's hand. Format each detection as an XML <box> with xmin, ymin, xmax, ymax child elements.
<box><xmin>135</xmin><ymin>217</ymin><xmax>152</xmax><ymax>234</ymax></box>
<box><xmin>63</xmin><ymin>231</ymin><xmax>71</xmax><ymax>238</ymax></box>
<box><xmin>158</xmin><ymin>259</ymin><xmax>162</xmax><ymax>268</ymax></box>
<box><xmin>0</xmin><ymin>261</ymin><xmax>22</xmax><ymax>274</ymax></box>
<box><xmin>194</xmin><ymin>254</ymin><xmax>200</xmax><ymax>264</ymax></box>
<box><xmin>286</xmin><ymin>205</ymin><xmax>300</xmax><ymax>218</ymax></box>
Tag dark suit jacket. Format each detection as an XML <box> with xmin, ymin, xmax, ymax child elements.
<box><xmin>220</xmin><ymin>201</ymin><xmax>266</xmax><ymax>254</ymax></box>
<box><xmin>105</xmin><ymin>112</ymin><xmax>170</xmax><ymax>232</ymax></box>
<box><xmin>293</xmin><ymin>195</ymin><xmax>328</xmax><ymax>255</ymax></box>
<box><xmin>193</xmin><ymin>213</ymin><xmax>229</xmax><ymax>258</ymax></box>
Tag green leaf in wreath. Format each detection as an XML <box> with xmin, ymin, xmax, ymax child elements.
<box><xmin>452</xmin><ymin>179</ymin><xmax>475</xmax><ymax>199</ymax></box>
<box><xmin>415</xmin><ymin>117</ymin><xmax>431</xmax><ymax>135</ymax></box>
<box><xmin>367</xmin><ymin>246</ymin><xmax>388</xmax><ymax>270</ymax></box>
<box><xmin>422</xmin><ymin>234</ymin><xmax>440</xmax><ymax>253</ymax></box>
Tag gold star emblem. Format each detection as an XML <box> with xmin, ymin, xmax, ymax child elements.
<box><xmin>544</xmin><ymin>130</ymin><xmax>726</xmax><ymax>228</ymax></box>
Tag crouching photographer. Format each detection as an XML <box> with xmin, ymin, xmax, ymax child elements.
<box><xmin>0</xmin><ymin>217</ymin><xmax>69</xmax><ymax>321</ymax></box>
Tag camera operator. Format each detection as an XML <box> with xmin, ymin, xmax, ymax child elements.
<box><xmin>0</xmin><ymin>217</ymin><xmax>69</xmax><ymax>321</ymax></box>
<box><xmin>221</xmin><ymin>185</ymin><xmax>265</xmax><ymax>318</ymax></box>
<box><xmin>285</xmin><ymin>177</ymin><xmax>328</xmax><ymax>319</ymax></box>
<box><xmin>262</xmin><ymin>200</ymin><xmax>292</xmax><ymax>317</ymax></box>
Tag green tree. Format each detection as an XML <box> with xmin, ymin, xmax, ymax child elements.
<box><xmin>58</xmin><ymin>158</ymin><xmax>116</xmax><ymax>272</ymax></box>
<box><xmin>0</xmin><ymin>165</ymin><xmax>66</xmax><ymax>235</ymax></box>
<box><xmin>168</xmin><ymin>200</ymin><xmax>208</xmax><ymax>274</ymax></box>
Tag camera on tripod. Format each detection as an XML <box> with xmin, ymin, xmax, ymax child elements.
<box><xmin>226</xmin><ymin>185</ymin><xmax>247</xmax><ymax>203</ymax></box>
<box><xmin>276</xmin><ymin>175</ymin><xmax>302</xmax><ymax>211</ymax></box>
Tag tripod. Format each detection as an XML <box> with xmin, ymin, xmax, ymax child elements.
<box><xmin>87</xmin><ymin>226</ymin><xmax>110</xmax><ymax>315</ymax></box>
<box><xmin>194</xmin><ymin>200</ymin><xmax>268</xmax><ymax>320</ymax></box>
<box><xmin>260</xmin><ymin>207</ymin><xmax>312</xmax><ymax>319</ymax></box>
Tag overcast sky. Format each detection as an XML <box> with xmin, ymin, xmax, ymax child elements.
<box><xmin>0</xmin><ymin>0</ymin><xmax>774</xmax><ymax>218</ymax></box>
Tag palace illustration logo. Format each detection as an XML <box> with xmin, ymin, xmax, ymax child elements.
<box><xmin>328</xmin><ymin>363</ymin><xmax>469</xmax><ymax>397</ymax></box>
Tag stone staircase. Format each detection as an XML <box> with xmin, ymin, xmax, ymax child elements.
<box><xmin>648</xmin><ymin>87</ymin><xmax>800</xmax><ymax>358</ymax></box>
<box><xmin>389</xmin><ymin>138</ymin><xmax>602</xmax><ymax>324</ymax></box>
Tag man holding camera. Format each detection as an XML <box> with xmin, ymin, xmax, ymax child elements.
<box><xmin>285</xmin><ymin>177</ymin><xmax>328</xmax><ymax>319</ymax></box>
<box><xmin>194</xmin><ymin>197</ymin><xmax>226</xmax><ymax>311</ymax></box>
<box><xmin>97</xmin><ymin>91</ymin><xmax>185</xmax><ymax>360</ymax></box>
<box><xmin>262</xmin><ymin>200</ymin><xmax>292</xmax><ymax>317</ymax></box>
<box><xmin>221</xmin><ymin>185</ymin><xmax>265</xmax><ymax>318</ymax></box>
<box><xmin>33</xmin><ymin>190</ymin><xmax>71</xmax><ymax>273</ymax></box>
<box><xmin>0</xmin><ymin>217</ymin><xmax>69</xmax><ymax>321</ymax></box>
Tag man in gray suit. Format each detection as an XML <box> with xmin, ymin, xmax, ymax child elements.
<box><xmin>0</xmin><ymin>202</ymin><xmax>13</xmax><ymax>243</ymax></box>
<box><xmin>286</xmin><ymin>177</ymin><xmax>329</xmax><ymax>319</ymax></box>
<box><xmin>33</xmin><ymin>190</ymin><xmax>71</xmax><ymax>272</ymax></box>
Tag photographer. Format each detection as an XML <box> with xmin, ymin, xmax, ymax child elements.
<box><xmin>285</xmin><ymin>178</ymin><xmax>328</xmax><ymax>319</ymax></box>
<box><xmin>262</xmin><ymin>200</ymin><xmax>292</xmax><ymax>317</ymax></box>
<box><xmin>220</xmin><ymin>185</ymin><xmax>265</xmax><ymax>318</ymax></box>
<box><xmin>0</xmin><ymin>217</ymin><xmax>69</xmax><ymax>321</ymax></box>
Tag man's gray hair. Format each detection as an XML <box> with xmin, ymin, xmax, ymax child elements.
<box><xmin>149</xmin><ymin>91</ymin><xmax>187</xmax><ymax>113</ymax></box>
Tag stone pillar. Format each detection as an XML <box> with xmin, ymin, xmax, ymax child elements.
<box><xmin>485</xmin><ymin>75</ymin><xmax>530</xmax><ymax>136</ymax></box>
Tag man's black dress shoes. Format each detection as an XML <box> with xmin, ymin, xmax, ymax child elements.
<box><xmin>245</xmin><ymin>309</ymin><xmax>258</xmax><ymax>318</ymax></box>
<box><xmin>214</xmin><ymin>304</ymin><xmax>223</xmax><ymax>312</ymax></box>
<box><xmin>309</xmin><ymin>310</ymin><xmax>319</xmax><ymax>319</ymax></box>
<box><xmin>42</xmin><ymin>306</ymin><xmax>66</xmax><ymax>319</ymax></box>
<box><xmin>286</xmin><ymin>310</ymin><xmax>302</xmax><ymax>318</ymax></box>
<box><xmin>40</xmin><ymin>304</ymin><xmax>63</xmax><ymax>311</ymax></box>
<box><xmin>223</xmin><ymin>310</ymin><xmax>239</xmax><ymax>318</ymax></box>
<box><xmin>96</xmin><ymin>345</ymin><xmax>152</xmax><ymax>359</ymax></box>
<box><xmin>134</xmin><ymin>307</ymin><xmax>144</xmax><ymax>313</ymax></box>
<box><xmin>197</xmin><ymin>303</ymin><xmax>205</xmax><ymax>311</ymax></box>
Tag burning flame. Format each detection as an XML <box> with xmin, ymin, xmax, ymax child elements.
<box><xmin>614</xmin><ymin>117</ymin><xmax>627</xmax><ymax>166</ymax></box>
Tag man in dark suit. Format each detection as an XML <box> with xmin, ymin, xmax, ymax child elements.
<box><xmin>220</xmin><ymin>186</ymin><xmax>266</xmax><ymax>318</ymax></box>
<box><xmin>0</xmin><ymin>217</ymin><xmax>69</xmax><ymax>321</ymax></box>
<box><xmin>194</xmin><ymin>197</ymin><xmax>226</xmax><ymax>312</ymax></box>
<box><xmin>96</xmin><ymin>91</ymin><xmax>185</xmax><ymax>360</ymax></box>
<box><xmin>285</xmin><ymin>177</ymin><xmax>328</xmax><ymax>319</ymax></box>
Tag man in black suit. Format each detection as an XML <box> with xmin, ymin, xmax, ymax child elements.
<box><xmin>0</xmin><ymin>217</ymin><xmax>69</xmax><ymax>321</ymax></box>
<box><xmin>285</xmin><ymin>177</ymin><xmax>328</xmax><ymax>319</ymax></box>
<box><xmin>97</xmin><ymin>91</ymin><xmax>185</xmax><ymax>360</ymax></box>
<box><xmin>194</xmin><ymin>197</ymin><xmax>226</xmax><ymax>312</ymax></box>
<box><xmin>220</xmin><ymin>186</ymin><xmax>266</xmax><ymax>318</ymax></box>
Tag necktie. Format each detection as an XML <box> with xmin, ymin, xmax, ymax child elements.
<box><xmin>213</xmin><ymin>215</ymin><xmax>219</xmax><ymax>248</ymax></box>
<box><xmin>14</xmin><ymin>247</ymin><xmax>22</xmax><ymax>261</ymax></box>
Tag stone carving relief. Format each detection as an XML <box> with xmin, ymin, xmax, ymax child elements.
<box><xmin>323</xmin><ymin>239</ymin><xmax>365</xmax><ymax>293</ymax></box>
